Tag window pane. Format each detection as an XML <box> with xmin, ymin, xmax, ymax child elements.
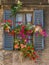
<box><xmin>26</xmin><ymin>13</ymin><xmax>32</xmax><ymax>23</ymax></box>
<box><xmin>15</xmin><ymin>13</ymin><xmax>33</xmax><ymax>46</ymax></box>
<box><xmin>26</xmin><ymin>13</ymin><xmax>33</xmax><ymax>44</ymax></box>
<box><xmin>27</xmin><ymin>36</ymin><xmax>33</xmax><ymax>44</ymax></box>
<box><xmin>16</xmin><ymin>14</ymin><xmax>25</xmax><ymax>26</ymax></box>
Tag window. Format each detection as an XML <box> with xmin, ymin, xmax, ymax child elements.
<box><xmin>15</xmin><ymin>13</ymin><xmax>33</xmax><ymax>45</ymax></box>
<box><xmin>3</xmin><ymin>10</ymin><xmax>44</xmax><ymax>50</ymax></box>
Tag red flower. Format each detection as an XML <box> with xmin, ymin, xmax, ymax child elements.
<box><xmin>33</xmin><ymin>51</ymin><xmax>39</xmax><ymax>58</ymax></box>
<box><xmin>4</xmin><ymin>20</ymin><xmax>12</xmax><ymax>25</ymax></box>
<box><xmin>27</xmin><ymin>53</ymin><xmax>30</xmax><ymax>57</ymax></box>
<box><xmin>32</xmin><ymin>48</ymin><xmax>34</xmax><ymax>50</ymax></box>
<box><xmin>11</xmin><ymin>31</ymin><xmax>14</xmax><ymax>34</ymax></box>
<box><xmin>7</xmin><ymin>20</ymin><xmax>12</xmax><ymax>23</ymax></box>
<box><xmin>10</xmin><ymin>30</ymin><xmax>15</xmax><ymax>36</ymax></box>
<box><xmin>27</xmin><ymin>46</ymin><xmax>30</xmax><ymax>50</ymax></box>
<box><xmin>18</xmin><ymin>22</ymin><xmax>22</xmax><ymax>25</ymax></box>
<box><xmin>31</xmin><ymin>57</ymin><xmax>36</xmax><ymax>60</ymax></box>
<box><xmin>33</xmin><ymin>51</ymin><xmax>36</xmax><ymax>54</ymax></box>
<box><xmin>21</xmin><ymin>25</ymin><xmax>25</xmax><ymax>29</ymax></box>
<box><xmin>7</xmin><ymin>20</ymin><xmax>12</xmax><ymax>25</ymax></box>
<box><xmin>12</xmin><ymin>30</ymin><xmax>15</xmax><ymax>33</ymax></box>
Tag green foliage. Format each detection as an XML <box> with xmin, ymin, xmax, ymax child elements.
<box><xmin>11</xmin><ymin>0</ymin><xmax>22</xmax><ymax>16</ymax></box>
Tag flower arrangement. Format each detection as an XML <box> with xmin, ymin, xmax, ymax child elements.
<box><xmin>3</xmin><ymin>19</ymin><xmax>47</xmax><ymax>61</ymax></box>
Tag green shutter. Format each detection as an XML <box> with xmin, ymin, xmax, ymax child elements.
<box><xmin>33</xmin><ymin>10</ymin><xmax>44</xmax><ymax>50</ymax></box>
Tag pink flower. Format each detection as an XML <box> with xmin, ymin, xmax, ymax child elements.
<box><xmin>20</xmin><ymin>44</ymin><xmax>26</xmax><ymax>49</ymax></box>
<box><xmin>14</xmin><ymin>44</ymin><xmax>19</xmax><ymax>49</ymax></box>
<box><xmin>35</xmin><ymin>32</ymin><xmax>39</xmax><ymax>36</ymax></box>
<box><xmin>40</xmin><ymin>30</ymin><xmax>48</xmax><ymax>37</ymax></box>
<box><xmin>17</xmin><ymin>22</ymin><xmax>22</xmax><ymax>25</ymax></box>
<box><xmin>24</xmin><ymin>39</ymin><xmax>28</xmax><ymax>43</ymax></box>
<box><xmin>21</xmin><ymin>25</ymin><xmax>25</xmax><ymax>29</ymax></box>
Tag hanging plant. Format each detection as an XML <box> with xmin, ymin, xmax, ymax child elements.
<box><xmin>11</xmin><ymin>0</ymin><xmax>22</xmax><ymax>16</ymax></box>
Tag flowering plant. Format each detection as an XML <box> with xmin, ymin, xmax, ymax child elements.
<box><xmin>14</xmin><ymin>42</ymin><xmax>38</xmax><ymax>60</ymax></box>
<box><xmin>3</xmin><ymin>19</ymin><xmax>47</xmax><ymax>61</ymax></box>
<box><xmin>11</xmin><ymin>0</ymin><xmax>22</xmax><ymax>16</ymax></box>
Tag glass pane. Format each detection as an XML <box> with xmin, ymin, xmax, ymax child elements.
<box><xmin>26</xmin><ymin>13</ymin><xmax>33</xmax><ymax>44</ymax></box>
<box><xmin>26</xmin><ymin>13</ymin><xmax>32</xmax><ymax>23</ymax></box>
<box><xmin>27</xmin><ymin>36</ymin><xmax>33</xmax><ymax>44</ymax></box>
<box><xmin>16</xmin><ymin>14</ymin><xmax>25</xmax><ymax>26</ymax></box>
<box><xmin>15</xmin><ymin>13</ymin><xmax>33</xmax><ymax>45</ymax></box>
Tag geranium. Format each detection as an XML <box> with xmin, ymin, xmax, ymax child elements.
<box><xmin>40</xmin><ymin>30</ymin><xmax>48</xmax><ymax>37</ymax></box>
<box><xmin>27</xmin><ymin>46</ymin><xmax>30</xmax><ymax>50</ymax></box>
<box><xmin>11</xmin><ymin>30</ymin><xmax>15</xmax><ymax>36</ymax></box>
<box><xmin>14</xmin><ymin>44</ymin><xmax>19</xmax><ymax>49</ymax></box>
<box><xmin>3</xmin><ymin>19</ymin><xmax>47</xmax><ymax>61</ymax></box>
<box><xmin>4</xmin><ymin>19</ymin><xmax>12</xmax><ymax>24</ymax></box>
<box><xmin>17</xmin><ymin>22</ymin><xmax>22</xmax><ymax>25</ymax></box>
<box><xmin>21</xmin><ymin>25</ymin><xmax>25</xmax><ymax>29</ymax></box>
<box><xmin>20</xmin><ymin>44</ymin><xmax>26</xmax><ymax>49</ymax></box>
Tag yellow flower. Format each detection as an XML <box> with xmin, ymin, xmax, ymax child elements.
<box><xmin>17</xmin><ymin>0</ymin><xmax>21</xmax><ymax>4</ymax></box>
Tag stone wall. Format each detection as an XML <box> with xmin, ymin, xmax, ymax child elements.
<box><xmin>0</xmin><ymin>7</ymin><xmax>49</xmax><ymax>65</ymax></box>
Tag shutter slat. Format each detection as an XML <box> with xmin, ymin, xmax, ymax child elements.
<box><xmin>3</xmin><ymin>10</ymin><xmax>14</xmax><ymax>50</ymax></box>
<box><xmin>33</xmin><ymin>10</ymin><xmax>44</xmax><ymax>50</ymax></box>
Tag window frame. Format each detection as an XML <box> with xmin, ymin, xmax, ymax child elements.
<box><xmin>14</xmin><ymin>12</ymin><xmax>33</xmax><ymax>49</ymax></box>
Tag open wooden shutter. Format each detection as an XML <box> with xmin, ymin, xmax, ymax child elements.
<box><xmin>33</xmin><ymin>10</ymin><xmax>44</xmax><ymax>50</ymax></box>
<box><xmin>3</xmin><ymin>10</ymin><xmax>14</xmax><ymax>50</ymax></box>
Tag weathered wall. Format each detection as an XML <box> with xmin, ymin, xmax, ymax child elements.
<box><xmin>20</xmin><ymin>0</ymin><xmax>48</xmax><ymax>3</ymax></box>
<box><xmin>0</xmin><ymin>7</ymin><xmax>49</xmax><ymax>65</ymax></box>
